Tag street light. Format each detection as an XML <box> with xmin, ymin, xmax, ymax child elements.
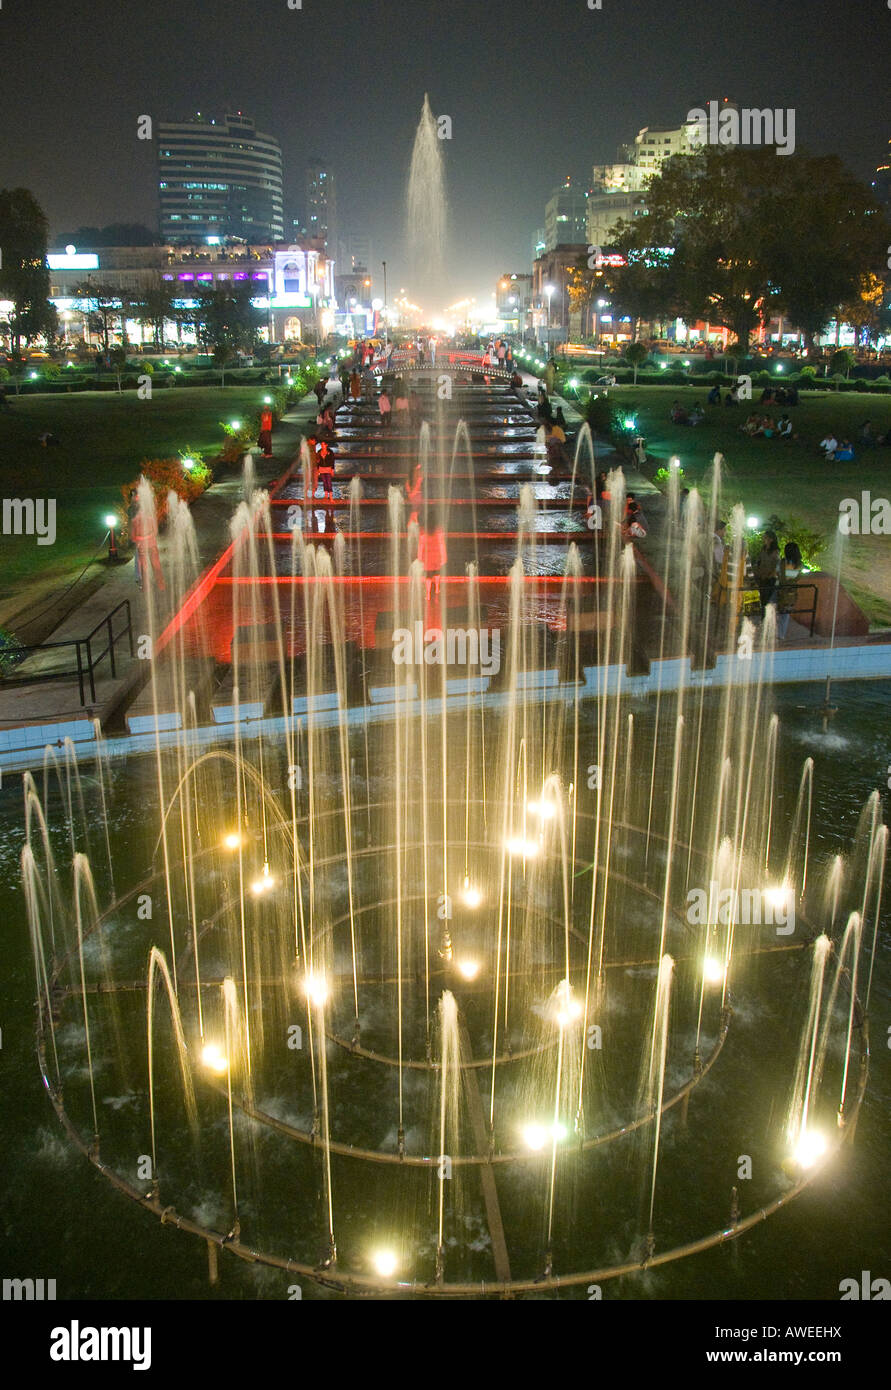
<box><xmin>544</xmin><ymin>284</ymin><xmax>554</xmax><ymax>352</ymax></box>
<box><xmin>381</xmin><ymin>260</ymin><xmax>388</xmax><ymax>349</ymax></box>
<box><xmin>597</xmin><ymin>298</ymin><xmax>608</xmax><ymax>356</ymax></box>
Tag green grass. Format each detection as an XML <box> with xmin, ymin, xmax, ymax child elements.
<box><xmin>0</xmin><ymin>386</ymin><xmax>266</xmax><ymax>603</ymax></box>
<box><xmin>604</xmin><ymin>385</ymin><xmax>891</xmax><ymax>625</ymax></box>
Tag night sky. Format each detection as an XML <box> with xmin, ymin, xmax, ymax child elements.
<box><xmin>1</xmin><ymin>0</ymin><xmax>888</xmax><ymax>310</ymax></box>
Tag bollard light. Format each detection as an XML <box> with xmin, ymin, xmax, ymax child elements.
<box><xmin>104</xmin><ymin>513</ymin><xmax>119</xmax><ymax>561</ymax></box>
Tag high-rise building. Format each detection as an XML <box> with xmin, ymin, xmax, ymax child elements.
<box><xmin>623</xmin><ymin>117</ymin><xmax>698</xmax><ymax>179</ymax></box>
<box><xmin>157</xmin><ymin>112</ymin><xmax>284</xmax><ymax>244</ymax></box>
<box><xmin>337</xmin><ymin>230</ymin><xmax>372</xmax><ymax>274</ymax></box>
<box><xmin>544</xmin><ymin>180</ymin><xmax>588</xmax><ymax>252</ymax></box>
<box><xmin>305</xmin><ymin>159</ymin><xmax>336</xmax><ymax>252</ymax></box>
<box><xmin>586</xmin><ymin>109</ymin><xmax>704</xmax><ymax>249</ymax></box>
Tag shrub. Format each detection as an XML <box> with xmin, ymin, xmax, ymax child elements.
<box><xmin>746</xmin><ymin>513</ymin><xmax>827</xmax><ymax>570</ymax></box>
<box><xmin>121</xmin><ymin>456</ymin><xmax>213</xmax><ymax>523</ymax></box>
<box><xmin>653</xmin><ymin>465</ymin><xmax>686</xmax><ymax>488</ymax></box>
<box><xmin>583</xmin><ymin>392</ymin><xmax>614</xmax><ymax>434</ymax></box>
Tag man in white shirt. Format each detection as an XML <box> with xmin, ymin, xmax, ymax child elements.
<box><xmin>819</xmin><ymin>434</ymin><xmax>838</xmax><ymax>459</ymax></box>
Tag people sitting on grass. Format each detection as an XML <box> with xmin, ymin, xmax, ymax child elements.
<box><xmin>689</xmin><ymin>402</ymin><xmax>705</xmax><ymax>425</ymax></box>
<box><xmin>859</xmin><ymin>420</ymin><xmax>875</xmax><ymax>448</ymax></box>
<box><xmin>707</xmin><ymin>384</ymin><xmax>721</xmax><ymax>405</ymax></box>
<box><xmin>725</xmin><ymin>384</ymin><xmax>741</xmax><ymax>406</ymax></box>
<box><xmin>834</xmin><ymin>438</ymin><xmax>855</xmax><ymax>461</ymax></box>
<box><xmin>819</xmin><ymin>432</ymin><xmax>839</xmax><ymax>459</ymax></box>
<box><xmin>670</xmin><ymin>399</ymin><xmax>689</xmax><ymax>424</ymax></box>
<box><xmin>776</xmin><ymin>415</ymin><xmax>795</xmax><ymax>439</ymax></box>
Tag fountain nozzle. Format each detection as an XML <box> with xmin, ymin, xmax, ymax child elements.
<box><xmin>397</xmin><ymin>1125</ymin><xmax>405</xmax><ymax>1159</ymax></box>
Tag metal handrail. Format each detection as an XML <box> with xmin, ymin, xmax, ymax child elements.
<box><xmin>0</xmin><ymin>599</ymin><xmax>134</xmax><ymax>706</ymax></box>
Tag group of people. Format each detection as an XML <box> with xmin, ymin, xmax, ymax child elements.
<box><xmin>671</xmin><ymin>400</ymin><xmax>705</xmax><ymax>426</ymax></box>
<box><xmin>819</xmin><ymin>420</ymin><xmax>891</xmax><ymax>459</ymax></box>
<box><xmin>751</xmin><ymin>530</ymin><xmax>805</xmax><ymax>638</ymax></box>
<box><xmin>706</xmin><ymin>382</ymin><xmax>800</xmax><ymax>408</ymax></box>
<box><xmin>583</xmin><ymin>474</ymin><xmax>649</xmax><ymax>543</ymax></box>
<box><xmin>482</xmin><ymin>338</ymin><xmax>515</xmax><ymax>374</ymax></box>
<box><xmin>818</xmin><ymin>432</ymin><xmax>856</xmax><ymax>461</ymax></box>
<box><xmin>739</xmin><ymin>412</ymin><xmax>796</xmax><ymax>440</ymax></box>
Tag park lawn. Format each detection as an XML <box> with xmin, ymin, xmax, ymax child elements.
<box><xmin>0</xmin><ymin>386</ymin><xmax>266</xmax><ymax>605</ymax></box>
<box><xmin>611</xmin><ymin>385</ymin><xmax>891</xmax><ymax>625</ymax></box>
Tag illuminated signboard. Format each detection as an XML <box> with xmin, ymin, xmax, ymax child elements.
<box><xmin>47</xmin><ymin>253</ymin><xmax>99</xmax><ymax>271</ymax></box>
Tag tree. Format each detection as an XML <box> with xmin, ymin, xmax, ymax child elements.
<box><xmin>77</xmin><ymin>279</ymin><xmax>127</xmax><ymax>355</ymax></box>
<box><xmin>191</xmin><ymin>283</ymin><xmax>262</xmax><ymax>361</ymax></box>
<box><xmin>835</xmin><ymin>272</ymin><xmax>887</xmax><ymax>351</ymax></box>
<box><xmin>108</xmin><ymin>345</ymin><xmax>127</xmax><ymax>393</ymax></box>
<box><xmin>0</xmin><ymin>188</ymin><xmax>54</xmax><ymax>353</ymax></box>
<box><xmin>829</xmin><ymin>348</ymin><xmax>855</xmax><ymax>380</ymax></box>
<box><xmin>213</xmin><ymin>342</ymin><xmax>235</xmax><ymax>387</ymax></box>
<box><xmin>613</xmin><ymin>147</ymin><xmax>786</xmax><ymax>357</ymax></box>
<box><xmin>132</xmin><ymin>278</ymin><xmax>179</xmax><ymax>349</ymax></box>
<box><xmin>611</xmin><ymin>147</ymin><xmax>890</xmax><ymax>358</ymax></box>
<box><xmin>624</xmin><ymin>340</ymin><xmax>649</xmax><ymax>385</ymax></box>
<box><xmin>761</xmin><ymin>156</ymin><xmax>890</xmax><ymax>352</ymax></box>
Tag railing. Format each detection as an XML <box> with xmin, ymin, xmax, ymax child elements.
<box><xmin>1</xmin><ymin>600</ymin><xmax>135</xmax><ymax>706</ymax></box>
<box><xmin>778</xmin><ymin>582</ymin><xmax>818</xmax><ymax>637</ymax></box>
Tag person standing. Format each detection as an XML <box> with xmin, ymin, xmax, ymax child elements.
<box><xmin>315</xmin><ymin>437</ymin><xmax>336</xmax><ymax>503</ymax></box>
<box><xmin>754</xmin><ymin>529</ymin><xmax>781</xmax><ymax>616</ymax></box>
<box><xmin>258</xmin><ymin>406</ymin><xmax>274</xmax><ymax>458</ymax></box>
<box><xmin>394</xmin><ymin>387</ymin><xmax>410</xmax><ymax>424</ymax></box>
<box><xmin>128</xmin><ymin>497</ymin><xmax>165</xmax><ymax>592</ymax></box>
<box><xmin>378</xmin><ymin>389</ymin><xmax>392</xmax><ymax>428</ymax></box>
<box><xmin>776</xmin><ymin>542</ymin><xmax>803</xmax><ymax>640</ymax></box>
<box><xmin>418</xmin><ymin>519</ymin><xmax>447</xmax><ymax>600</ymax></box>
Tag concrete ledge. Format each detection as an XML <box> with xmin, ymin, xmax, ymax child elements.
<box><xmin>126</xmin><ymin>711</ymin><xmax>183</xmax><ymax>734</ymax></box>
<box><xmin>292</xmin><ymin>691</ymin><xmax>343</xmax><ymax>714</ymax></box>
<box><xmin>211</xmin><ymin>700</ymin><xmax>265</xmax><ymax>724</ymax></box>
<box><xmin>369</xmin><ymin>683</ymin><xmax>419</xmax><ymax>703</ymax></box>
<box><xmin>0</xmin><ymin>718</ymin><xmax>96</xmax><ymax>752</ymax></box>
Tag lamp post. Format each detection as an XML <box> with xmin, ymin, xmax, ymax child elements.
<box><xmin>544</xmin><ymin>283</ymin><xmax>554</xmax><ymax>353</ymax></box>
<box><xmin>597</xmin><ymin>298</ymin><xmax>608</xmax><ymax>357</ymax></box>
<box><xmin>382</xmin><ymin>260</ymin><xmax>388</xmax><ymax>349</ymax></box>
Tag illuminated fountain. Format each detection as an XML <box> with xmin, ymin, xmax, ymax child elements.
<box><xmin>20</xmin><ymin>437</ymin><xmax>882</xmax><ymax>1297</ymax></box>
